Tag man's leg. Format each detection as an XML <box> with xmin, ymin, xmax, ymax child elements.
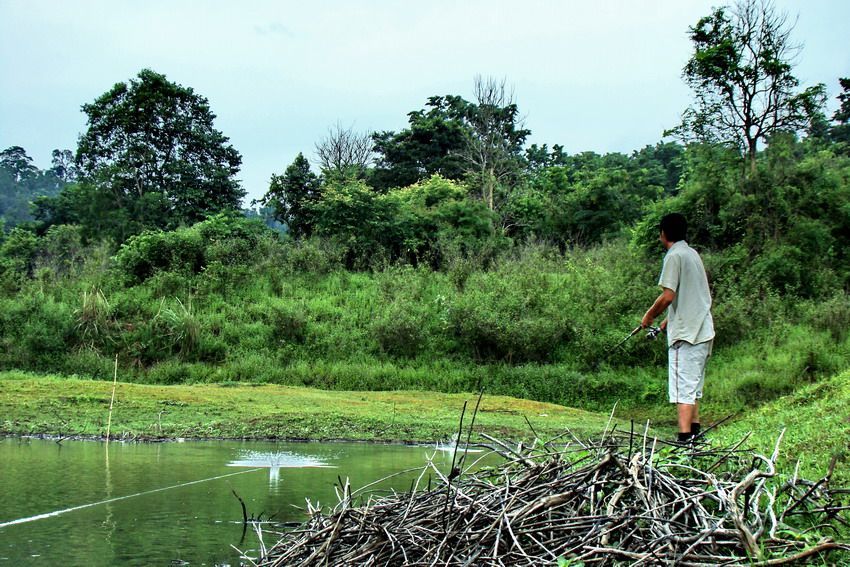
<box><xmin>692</xmin><ymin>342</ymin><xmax>710</xmax><ymax>436</ymax></box>
<box><xmin>691</xmin><ymin>401</ymin><xmax>701</xmax><ymax>437</ymax></box>
<box><xmin>677</xmin><ymin>403</ymin><xmax>695</xmax><ymax>433</ymax></box>
<box><xmin>670</xmin><ymin>340</ymin><xmax>707</xmax><ymax>441</ymax></box>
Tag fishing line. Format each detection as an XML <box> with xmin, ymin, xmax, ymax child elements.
<box><xmin>0</xmin><ymin>467</ymin><xmax>262</xmax><ymax>529</ymax></box>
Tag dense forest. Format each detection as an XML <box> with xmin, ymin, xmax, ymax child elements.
<box><xmin>1</xmin><ymin>0</ymin><xmax>849</xmax><ymax>424</ymax></box>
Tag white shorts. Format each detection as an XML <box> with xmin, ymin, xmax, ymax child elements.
<box><xmin>669</xmin><ymin>340</ymin><xmax>711</xmax><ymax>404</ymax></box>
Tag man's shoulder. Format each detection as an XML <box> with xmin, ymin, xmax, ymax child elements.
<box><xmin>669</xmin><ymin>241</ymin><xmax>703</xmax><ymax>260</ymax></box>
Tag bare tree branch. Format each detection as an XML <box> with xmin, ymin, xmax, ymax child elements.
<box><xmin>315</xmin><ymin>122</ymin><xmax>374</xmax><ymax>176</ymax></box>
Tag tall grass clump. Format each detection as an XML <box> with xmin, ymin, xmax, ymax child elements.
<box><xmin>154</xmin><ymin>297</ymin><xmax>201</xmax><ymax>359</ymax></box>
<box><xmin>74</xmin><ymin>287</ymin><xmax>111</xmax><ymax>347</ymax></box>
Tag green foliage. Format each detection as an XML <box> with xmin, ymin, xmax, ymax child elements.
<box><xmin>258</xmin><ymin>153</ymin><xmax>320</xmax><ymax>237</ymax></box>
<box><xmin>74</xmin><ymin>288</ymin><xmax>112</xmax><ymax>347</ymax></box>
<box><xmin>309</xmin><ymin>175</ymin><xmax>397</xmax><ymax>268</ymax></box>
<box><xmin>36</xmin><ymin>224</ymin><xmax>86</xmax><ymax>278</ymax></box>
<box><xmin>277</xmin><ymin>237</ymin><xmax>345</xmax><ymax>276</ymax></box>
<box><xmin>717</xmin><ymin>368</ymin><xmax>850</xmax><ymax>485</ymax></box>
<box><xmin>509</xmin><ymin>149</ymin><xmax>671</xmax><ymax>246</ymax></box>
<box><xmin>0</xmin><ymin>227</ymin><xmax>39</xmax><ymax>280</ymax></box>
<box><xmin>384</xmin><ymin>175</ymin><xmax>496</xmax><ymax>265</ymax></box>
<box><xmin>670</xmin><ymin>1</ymin><xmax>827</xmax><ymax>164</ymax></box>
<box><xmin>114</xmin><ymin>228</ymin><xmax>204</xmax><ymax>284</ymax></box>
<box><xmin>154</xmin><ymin>297</ymin><xmax>201</xmax><ymax>359</ymax></box>
<box><xmin>69</xmin><ymin>69</ymin><xmax>244</xmax><ymax>240</ymax></box>
<box><xmin>448</xmin><ymin>269</ymin><xmax>572</xmax><ymax>363</ymax></box>
<box><xmin>805</xmin><ymin>294</ymin><xmax>850</xmax><ymax>342</ymax></box>
<box><xmin>114</xmin><ymin>214</ymin><xmax>271</xmax><ymax>284</ymax></box>
<box><xmin>0</xmin><ymin>295</ymin><xmax>75</xmax><ymax>369</ymax></box>
<box><xmin>370</xmin><ymin>95</ymin><xmax>474</xmax><ymax>191</ymax></box>
<box><xmin>0</xmin><ymin>146</ymin><xmax>67</xmax><ymax>229</ymax></box>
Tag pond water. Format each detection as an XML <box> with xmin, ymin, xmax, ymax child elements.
<box><xmin>0</xmin><ymin>437</ymin><xmax>487</xmax><ymax>566</ymax></box>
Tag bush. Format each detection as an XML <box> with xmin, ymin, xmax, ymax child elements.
<box><xmin>278</xmin><ymin>237</ymin><xmax>345</xmax><ymax>275</ymax></box>
<box><xmin>264</xmin><ymin>301</ymin><xmax>309</xmax><ymax>346</ymax></box>
<box><xmin>114</xmin><ymin>214</ymin><xmax>274</xmax><ymax>284</ymax></box>
<box><xmin>0</xmin><ymin>295</ymin><xmax>75</xmax><ymax>369</ymax></box>
<box><xmin>371</xmin><ymin>307</ymin><xmax>428</xmax><ymax>359</ymax></box>
<box><xmin>36</xmin><ymin>224</ymin><xmax>86</xmax><ymax>278</ymax></box>
<box><xmin>73</xmin><ymin>287</ymin><xmax>112</xmax><ymax>348</ymax></box>
<box><xmin>114</xmin><ymin>229</ymin><xmax>204</xmax><ymax>284</ymax></box>
<box><xmin>449</xmin><ymin>270</ymin><xmax>572</xmax><ymax>363</ymax></box>
<box><xmin>804</xmin><ymin>294</ymin><xmax>850</xmax><ymax>342</ymax></box>
<box><xmin>0</xmin><ymin>228</ymin><xmax>40</xmax><ymax>290</ymax></box>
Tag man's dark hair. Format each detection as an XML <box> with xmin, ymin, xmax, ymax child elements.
<box><xmin>659</xmin><ymin>213</ymin><xmax>687</xmax><ymax>242</ymax></box>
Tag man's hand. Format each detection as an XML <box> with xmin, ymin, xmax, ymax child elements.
<box><xmin>642</xmin><ymin>289</ymin><xmax>675</xmax><ymax>329</ymax></box>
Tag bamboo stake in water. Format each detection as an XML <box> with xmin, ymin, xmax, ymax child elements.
<box><xmin>105</xmin><ymin>354</ymin><xmax>118</xmax><ymax>446</ymax></box>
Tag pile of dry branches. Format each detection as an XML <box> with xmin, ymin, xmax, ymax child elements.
<box><xmin>254</xmin><ymin>423</ymin><xmax>849</xmax><ymax>566</ymax></box>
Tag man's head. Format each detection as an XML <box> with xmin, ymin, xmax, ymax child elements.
<box><xmin>659</xmin><ymin>213</ymin><xmax>687</xmax><ymax>247</ymax></box>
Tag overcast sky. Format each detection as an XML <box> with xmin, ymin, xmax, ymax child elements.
<box><xmin>1</xmin><ymin>0</ymin><xmax>848</xmax><ymax>204</ymax></box>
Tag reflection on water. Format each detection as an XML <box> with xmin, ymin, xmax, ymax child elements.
<box><xmin>227</xmin><ymin>450</ymin><xmax>336</xmax><ymax>485</ymax></box>
<box><xmin>0</xmin><ymin>438</ymin><xmax>483</xmax><ymax>566</ymax></box>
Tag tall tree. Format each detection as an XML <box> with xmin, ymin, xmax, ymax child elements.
<box><xmin>830</xmin><ymin>78</ymin><xmax>850</xmax><ymax>148</ymax></box>
<box><xmin>256</xmin><ymin>153</ymin><xmax>320</xmax><ymax>237</ymax></box>
<box><xmin>668</xmin><ymin>0</ymin><xmax>825</xmax><ymax>171</ymax></box>
<box><xmin>370</xmin><ymin>95</ymin><xmax>472</xmax><ymax>191</ymax></box>
<box><xmin>462</xmin><ymin>76</ymin><xmax>530</xmax><ymax>211</ymax></box>
<box><xmin>50</xmin><ymin>149</ymin><xmax>78</xmax><ymax>183</ymax></box>
<box><xmin>0</xmin><ymin>146</ymin><xmax>39</xmax><ymax>182</ymax></box>
<box><xmin>1</xmin><ymin>146</ymin><xmax>67</xmax><ymax>230</ymax></box>
<box><xmin>314</xmin><ymin>123</ymin><xmax>373</xmax><ymax>179</ymax></box>
<box><xmin>75</xmin><ymin>69</ymin><xmax>244</xmax><ymax>229</ymax></box>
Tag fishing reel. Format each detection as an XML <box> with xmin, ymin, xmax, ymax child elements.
<box><xmin>645</xmin><ymin>325</ymin><xmax>664</xmax><ymax>340</ymax></box>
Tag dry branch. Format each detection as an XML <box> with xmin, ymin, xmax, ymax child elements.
<box><xmin>254</xmin><ymin>428</ymin><xmax>849</xmax><ymax>566</ymax></box>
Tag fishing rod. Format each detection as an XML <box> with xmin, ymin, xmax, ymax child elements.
<box><xmin>596</xmin><ymin>325</ymin><xmax>662</xmax><ymax>368</ymax></box>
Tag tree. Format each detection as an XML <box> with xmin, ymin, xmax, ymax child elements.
<box><xmin>370</xmin><ymin>95</ymin><xmax>472</xmax><ymax>191</ymax></box>
<box><xmin>75</xmin><ymin>69</ymin><xmax>244</xmax><ymax>229</ymax></box>
<box><xmin>668</xmin><ymin>0</ymin><xmax>826</xmax><ymax>171</ymax></box>
<box><xmin>0</xmin><ymin>146</ymin><xmax>38</xmax><ymax>182</ymax></box>
<box><xmin>50</xmin><ymin>149</ymin><xmax>78</xmax><ymax>183</ymax></box>
<box><xmin>462</xmin><ymin>76</ymin><xmax>530</xmax><ymax>211</ymax></box>
<box><xmin>314</xmin><ymin>123</ymin><xmax>373</xmax><ymax>178</ymax></box>
<box><xmin>256</xmin><ymin>153</ymin><xmax>320</xmax><ymax>237</ymax></box>
<box><xmin>830</xmin><ymin>78</ymin><xmax>850</xmax><ymax>148</ymax></box>
<box><xmin>1</xmin><ymin>146</ymin><xmax>68</xmax><ymax>230</ymax></box>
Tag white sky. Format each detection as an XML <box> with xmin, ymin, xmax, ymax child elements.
<box><xmin>1</xmin><ymin>0</ymin><xmax>848</xmax><ymax>204</ymax></box>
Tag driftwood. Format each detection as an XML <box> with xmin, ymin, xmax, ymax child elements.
<box><xmin>253</xmin><ymin>424</ymin><xmax>849</xmax><ymax>566</ymax></box>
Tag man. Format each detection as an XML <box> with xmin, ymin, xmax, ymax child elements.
<box><xmin>641</xmin><ymin>213</ymin><xmax>714</xmax><ymax>443</ymax></box>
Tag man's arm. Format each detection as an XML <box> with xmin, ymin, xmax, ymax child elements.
<box><xmin>641</xmin><ymin>288</ymin><xmax>675</xmax><ymax>328</ymax></box>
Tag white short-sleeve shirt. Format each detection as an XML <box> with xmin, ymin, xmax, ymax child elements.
<box><xmin>658</xmin><ymin>240</ymin><xmax>715</xmax><ymax>347</ymax></box>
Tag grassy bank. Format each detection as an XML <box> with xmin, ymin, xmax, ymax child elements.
<box><xmin>3</xmin><ymin>368</ymin><xmax>848</xmax><ymax>487</ymax></box>
<box><xmin>3</xmin><ymin>239</ymin><xmax>849</xmax><ymax>426</ymax></box>
<box><xmin>0</xmin><ymin>371</ymin><xmax>612</xmax><ymax>442</ymax></box>
<box><xmin>716</xmin><ymin>368</ymin><xmax>850</xmax><ymax>485</ymax></box>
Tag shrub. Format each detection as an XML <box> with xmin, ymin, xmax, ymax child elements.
<box><xmin>155</xmin><ymin>297</ymin><xmax>201</xmax><ymax>359</ymax></box>
<box><xmin>449</xmin><ymin>271</ymin><xmax>571</xmax><ymax>363</ymax></box>
<box><xmin>114</xmin><ymin>214</ymin><xmax>274</xmax><ymax>284</ymax></box>
<box><xmin>0</xmin><ymin>228</ymin><xmax>40</xmax><ymax>290</ymax></box>
<box><xmin>114</xmin><ymin>229</ymin><xmax>204</xmax><ymax>284</ymax></box>
<box><xmin>279</xmin><ymin>237</ymin><xmax>345</xmax><ymax>275</ymax></box>
<box><xmin>74</xmin><ymin>287</ymin><xmax>112</xmax><ymax>348</ymax></box>
<box><xmin>371</xmin><ymin>307</ymin><xmax>428</xmax><ymax>359</ymax></box>
<box><xmin>0</xmin><ymin>295</ymin><xmax>75</xmax><ymax>369</ymax></box>
<box><xmin>804</xmin><ymin>294</ymin><xmax>850</xmax><ymax>342</ymax></box>
<box><xmin>35</xmin><ymin>224</ymin><xmax>86</xmax><ymax>278</ymax></box>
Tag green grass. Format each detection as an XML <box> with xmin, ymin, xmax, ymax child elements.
<box><xmin>0</xmin><ymin>370</ymin><xmax>612</xmax><ymax>443</ymax></box>
<box><xmin>715</xmin><ymin>368</ymin><xmax>850</xmax><ymax>485</ymax></box>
